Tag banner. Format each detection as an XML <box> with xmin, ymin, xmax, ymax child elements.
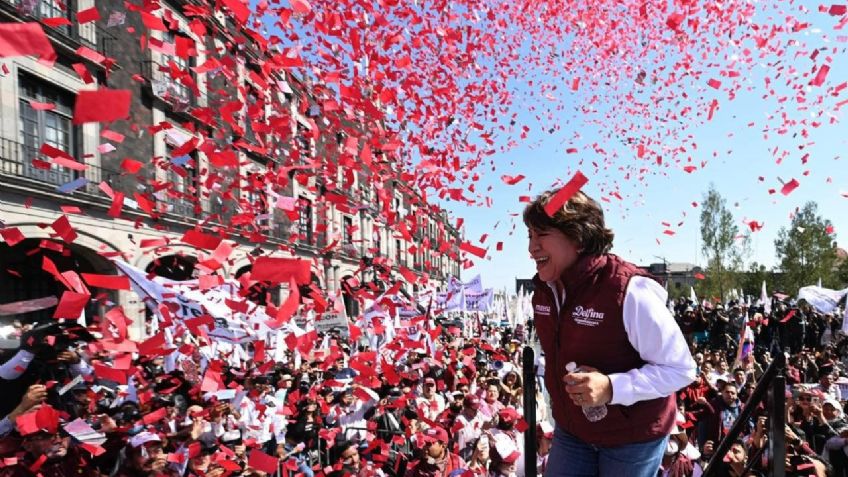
<box><xmin>797</xmin><ymin>285</ymin><xmax>848</xmax><ymax>314</ymax></box>
<box><xmin>315</xmin><ymin>312</ymin><xmax>350</xmax><ymax>336</ymax></box>
<box><xmin>437</xmin><ymin>289</ymin><xmax>464</xmax><ymax>312</ymax></box>
<box><xmin>463</xmin><ymin>274</ymin><xmax>483</xmax><ymax>293</ymax></box>
<box><xmin>465</xmin><ymin>288</ymin><xmax>494</xmax><ymax>312</ymax></box>
<box><xmin>116</xmin><ymin>261</ymin><xmax>270</xmax><ymax>343</ymax></box>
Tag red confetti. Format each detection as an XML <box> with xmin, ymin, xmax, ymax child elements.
<box><xmin>780</xmin><ymin>178</ymin><xmax>800</xmax><ymax>196</ymax></box>
<box><xmin>459</xmin><ymin>241</ymin><xmax>487</xmax><ymax>259</ymax></box>
<box><xmin>76</xmin><ymin>6</ymin><xmax>100</xmax><ymax>24</ymax></box>
<box><xmin>544</xmin><ymin>171</ymin><xmax>589</xmax><ymax>217</ymax></box>
<box><xmin>72</xmin><ymin>89</ymin><xmax>131</xmax><ymax>124</ymax></box>
<box><xmin>0</xmin><ymin>23</ymin><xmax>57</xmax><ymax>65</ymax></box>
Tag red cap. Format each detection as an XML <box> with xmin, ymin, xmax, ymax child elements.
<box><xmin>464</xmin><ymin>395</ymin><xmax>480</xmax><ymax>409</ymax></box>
<box><xmin>424</xmin><ymin>377</ymin><xmax>436</xmax><ymax>385</ymax></box>
<box><xmin>422</xmin><ymin>427</ymin><xmax>448</xmax><ymax>443</ymax></box>
<box><xmin>499</xmin><ymin>407</ymin><xmax>520</xmax><ymax>423</ymax></box>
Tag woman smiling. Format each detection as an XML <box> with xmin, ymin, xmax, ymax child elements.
<box><xmin>524</xmin><ymin>189</ymin><xmax>696</xmax><ymax>477</ymax></box>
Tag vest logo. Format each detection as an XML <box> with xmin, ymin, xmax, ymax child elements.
<box><xmin>572</xmin><ymin>306</ymin><xmax>605</xmax><ymax>327</ymax></box>
<box><xmin>534</xmin><ymin>304</ymin><xmax>551</xmax><ymax>316</ymax></box>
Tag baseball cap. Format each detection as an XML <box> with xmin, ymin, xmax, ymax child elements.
<box><xmin>537</xmin><ymin>421</ymin><xmax>554</xmax><ymax>439</ymax></box>
<box><xmin>498</xmin><ymin>407</ymin><xmax>520</xmax><ymax>423</ymax></box>
<box><xmin>824</xmin><ymin>398</ymin><xmax>841</xmax><ymax>410</ymax></box>
<box><xmin>421</xmin><ymin>426</ymin><xmax>448</xmax><ymax>444</ymax></box>
<box><xmin>424</xmin><ymin>377</ymin><xmax>436</xmax><ymax>385</ymax></box>
<box><xmin>130</xmin><ymin>431</ymin><xmax>161</xmax><ymax>448</ymax></box>
<box><xmin>493</xmin><ymin>435</ymin><xmax>520</xmax><ymax>463</ymax></box>
<box><xmin>464</xmin><ymin>395</ymin><xmax>480</xmax><ymax>409</ymax></box>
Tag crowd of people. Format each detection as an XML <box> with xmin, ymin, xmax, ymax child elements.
<box><xmin>662</xmin><ymin>298</ymin><xmax>848</xmax><ymax>477</ymax></box>
<box><xmin>0</xmin><ymin>292</ymin><xmax>846</xmax><ymax>477</ymax></box>
<box><xmin>0</xmin><ymin>315</ymin><xmax>552</xmax><ymax>477</ymax></box>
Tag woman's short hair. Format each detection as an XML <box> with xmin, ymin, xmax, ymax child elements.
<box><xmin>523</xmin><ymin>190</ymin><xmax>614</xmax><ymax>255</ymax></box>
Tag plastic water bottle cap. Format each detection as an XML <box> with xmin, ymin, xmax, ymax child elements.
<box><xmin>565</xmin><ymin>362</ymin><xmax>577</xmax><ymax>373</ymax></box>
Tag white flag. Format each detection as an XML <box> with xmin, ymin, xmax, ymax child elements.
<box><xmin>797</xmin><ymin>285</ymin><xmax>848</xmax><ymax>314</ymax></box>
<box><xmin>690</xmin><ymin>286</ymin><xmax>698</xmax><ymax>303</ymax></box>
<box><xmin>761</xmin><ymin>281</ymin><xmax>771</xmax><ymax>315</ymax></box>
<box><xmin>842</xmin><ymin>306</ymin><xmax>848</xmax><ymax>335</ymax></box>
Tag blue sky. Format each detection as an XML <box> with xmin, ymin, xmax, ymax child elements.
<box><xmin>258</xmin><ymin>1</ymin><xmax>847</xmax><ymax>293</ymax></box>
<box><xmin>440</xmin><ymin>25</ymin><xmax>848</xmax><ymax>291</ymax></box>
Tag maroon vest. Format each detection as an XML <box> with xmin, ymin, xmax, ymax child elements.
<box><xmin>532</xmin><ymin>254</ymin><xmax>677</xmax><ymax>446</ymax></box>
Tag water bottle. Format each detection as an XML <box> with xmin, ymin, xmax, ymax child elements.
<box><xmin>565</xmin><ymin>362</ymin><xmax>608</xmax><ymax>422</ymax></box>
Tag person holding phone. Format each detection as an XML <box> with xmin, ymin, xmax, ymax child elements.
<box><xmin>525</xmin><ymin>189</ymin><xmax>696</xmax><ymax>477</ymax></box>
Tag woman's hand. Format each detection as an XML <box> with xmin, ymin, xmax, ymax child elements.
<box><xmin>563</xmin><ymin>366</ymin><xmax>612</xmax><ymax>407</ymax></box>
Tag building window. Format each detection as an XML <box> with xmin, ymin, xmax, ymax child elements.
<box><xmin>155</xmin><ymin>30</ymin><xmax>195</xmax><ymax>106</ymax></box>
<box><xmin>295</xmin><ymin>122</ymin><xmax>311</xmax><ymax>162</ymax></box>
<box><xmin>18</xmin><ymin>0</ymin><xmax>72</xmax><ymax>35</ymax></box>
<box><xmin>395</xmin><ymin>239</ymin><xmax>402</xmax><ymax>265</ymax></box>
<box><xmin>164</xmin><ymin>142</ymin><xmax>197</xmax><ymax>216</ymax></box>
<box><xmin>343</xmin><ymin>216</ymin><xmax>353</xmax><ymax>244</ymax></box>
<box><xmin>241</xmin><ymin>171</ymin><xmax>268</xmax><ymax>217</ymax></box>
<box><xmin>373</xmin><ymin>228</ymin><xmax>381</xmax><ymax>256</ymax></box>
<box><xmin>18</xmin><ymin>73</ymin><xmax>77</xmax><ymax>186</ymax></box>
<box><xmin>242</xmin><ymin>84</ymin><xmax>263</xmax><ymax>142</ymax></box>
<box><xmin>297</xmin><ymin>196</ymin><xmax>313</xmax><ymax>245</ymax></box>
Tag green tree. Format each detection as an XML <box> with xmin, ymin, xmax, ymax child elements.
<box><xmin>738</xmin><ymin>261</ymin><xmax>772</xmax><ymax>298</ymax></box>
<box><xmin>837</xmin><ymin>256</ymin><xmax>848</xmax><ymax>286</ymax></box>
<box><xmin>774</xmin><ymin>202</ymin><xmax>838</xmax><ymax>294</ymax></box>
<box><xmin>699</xmin><ymin>184</ymin><xmax>747</xmax><ymax>302</ymax></box>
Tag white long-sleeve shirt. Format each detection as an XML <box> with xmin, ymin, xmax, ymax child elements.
<box><xmin>606</xmin><ymin>276</ymin><xmax>697</xmax><ymax>406</ymax></box>
<box><xmin>326</xmin><ymin>387</ymin><xmax>379</xmax><ymax>440</ymax></box>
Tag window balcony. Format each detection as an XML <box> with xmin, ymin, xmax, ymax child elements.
<box><xmin>140</xmin><ymin>60</ymin><xmax>205</xmax><ymax>111</ymax></box>
<box><xmin>1</xmin><ymin>0</ymin><xmax>117</xmax><ymax>60</ymax></box>
<box><xmin>0</xmin><ymin>136</ymin><xmax>128</xmax><ymax>198</ymax></box>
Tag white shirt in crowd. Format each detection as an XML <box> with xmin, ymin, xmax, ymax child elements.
<box><xmin>326</xmin><ymin>386</ymin><xmax>380</xmax><ymax>441</ymax></box>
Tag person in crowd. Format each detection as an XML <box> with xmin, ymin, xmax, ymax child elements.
<box><xmin>455</xmin><ymin>395</ymin><xmax>488</xmax><ymax>461</ymax></box>
<box><xmin>489</xmin><ymin>434</ymin><xmax>521</xmax><ymax>477</ymax></box>
<box><xmin>536</xmin><ymin>422</ymin><xmax>554</xmax><ymax>475</ymax></box>
<box><xmin>328</xmin><ymin>439</ymin><xmax>363</xmax><ymax>477</ymax></box>
<box><xmin>480</xmin><ymin>382</ymin><xmax>505</xmax><ymax>419</ymax></box>
<box><xmin>406</xmin><ymin>427</ymin><xmax>464</xmax><ymax>477</ymax></box>
<box><xmin>814</xmin><ymin>366</ymin><xmax>842</xmax><ymax>401</ymax></box>
<box><xmin>715</xmin><ymin>440</ymin><xmax>748</xmax><ymax>477</ymax></box>
<box><xmin>466</xmin><ymin>436</ymin><xmax>491</xmax><ymax>476</ymax></box>
<box><xmin>798</xmin><ymin>391</ymin><xmax>838</xmax><ymax>454</ymax></box>
<box><xmin>416</xmin><ymin>377</ymin><xmax>446</xmax><ymax>422</ymax></box>
<box><xmin>524</xmin><ymin>190</ymin><xmax>697</xmax><ymax>476</ymax></box>
<box><xmin>499</xmin><ymin>371</ymin><xmax>523</xmax><ymax>408</ymax></box>
<box><xmin>691</xmin><ymin>382</ymin><xmax>748</xmax><ymax>447</ymax></box>
<box><xmin>326</xmin><ymin>384</ymin><xmax>380</xmax><ymax>441</ymax></box>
